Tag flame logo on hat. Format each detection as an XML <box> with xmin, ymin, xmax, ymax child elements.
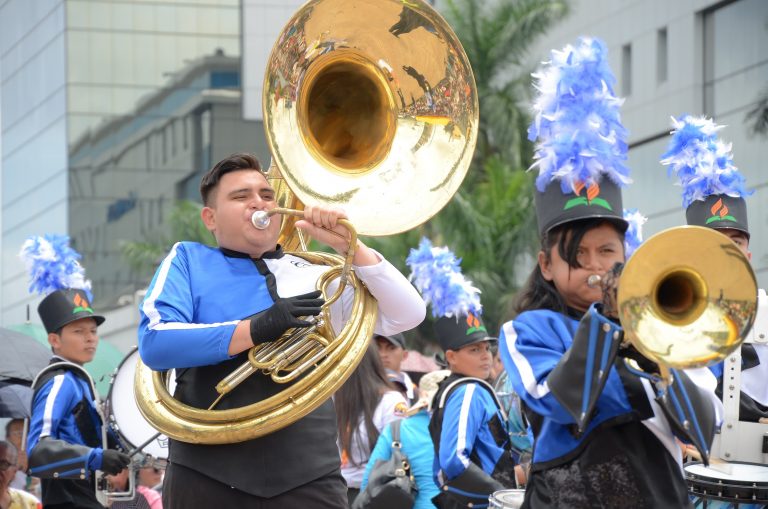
<box><xmin>706</xmin><ymin>198</ymin><xmax>737</xmax><ymax>224</ymax></box>
<box><xmin>465</xmin><ymin>312</ymin><xmax>487</xmax><ymax>335</ymax></box>
<box><xmin>72</xmin><ymin>292</ymin><xmax>94</xmax><ymax>315</ymax></box>
<box><xmin>564</xmin><ymin>182</ymin><xmax>613</xmax><ymax>211</ymax></box>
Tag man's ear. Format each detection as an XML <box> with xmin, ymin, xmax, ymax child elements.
<box><xmin>48</xmin><ymin>332</ymin><xmax>61</xmax><ymax>353</ymax></box>
<box><xmin>538</xmin><ymin>250</ymin><xmax>554</xmax><ymax>281</ymax></box>
<box><xmin>402</xmin><ymin>349</ymin><xmax>409</xmax><ymax>360</ymax></box>
<box><xmin>444</xmin><ymin>349</ymin><xmax>456</xmax><ymax>368</ymax></box>
<box><xmin>201</xmin><ymin>206</ymin><xmax>216</xmax><ymax>232</ymax></box>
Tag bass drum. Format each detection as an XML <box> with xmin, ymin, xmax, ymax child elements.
<box><xmin>685</xmin><ymin>461</ymin><xmax>768</xmax><ymax>508</ymax></box>
<box><xmin>106</xmin><ymin>347</ymin><xmax>170</xmax><ymax>465</ymax></box>
<box><xmin>494</xmin><ymin>371</ymin><xmax>532</xmax><ymax>458</ymax></box>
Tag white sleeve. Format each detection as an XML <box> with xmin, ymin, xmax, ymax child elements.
<box><xmin>373</xmin><ymin>390</ymin><xmax>408</xmax><ymax>432</ymax></box>
<box><xmin>685</xmin><ymin>366</ymin><xmax>724</xmax><ymax>425</ymax></box>
<box><xmin>329</xmin><ymin>249</ymin><xmax>425</xmax><ymax>336</ymax></box>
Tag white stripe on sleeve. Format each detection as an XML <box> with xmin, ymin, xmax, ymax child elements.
<box><xmin>502</xmin><ymin>321</ymin><xmax>551</xmax><ymax>399</ymax></box>
<box><xmin>40</xmin><ymin>375</ymin><xmax>65</xmax><ymax>438</ymax></box>
<box><xmin>456</xmin><ymin>384</ymin><xmax>475</xmax><ymax>468</ymax></box>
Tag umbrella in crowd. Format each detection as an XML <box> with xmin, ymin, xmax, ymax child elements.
<box><xmin>0</xmin><ymin>326</ymin><xmax>50</xmax><ymax>418</ymax></box>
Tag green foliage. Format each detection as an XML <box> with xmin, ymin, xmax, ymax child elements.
<box><xmin>746</xmin><ymin>84</ymin><xmax>768</xmax><ymax>136</ymax></box>
<box><xmin>121</xmin><ymin>200</ymin><xmax>215</xmax><ymax>275</ymax></box>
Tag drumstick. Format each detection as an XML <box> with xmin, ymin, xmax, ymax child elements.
<box><xmin>126</xmin><ymin>432</ymin><xmax>163</xmax><ymax>458</ymax></box>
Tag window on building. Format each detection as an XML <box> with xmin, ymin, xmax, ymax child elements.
<box><xmin>657</xmin><ymin>28</ymin><xmax>668</xmax><ymax>84</ymax></box>
<box><xmin>622</xmin><ymin>43</ymin><xmax>632</xmax><ymax>96</ymax></box>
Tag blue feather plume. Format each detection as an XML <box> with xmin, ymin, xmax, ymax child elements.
<box><xmin>406</xmin><ymin>237</ymin><xmax>482</xmax><ymax>319</ymax></box>
<box><xmin>528</xmin><ymin>37</ymin><xmax>631</xmax><ymax>193</ymax></box>
<box><xmin>19</xmin><ymin>234</ymin><xmax>93</xmax><ymax>300</ymax></box>
<box><xmin>623</xmin><ymin>209</ymin><xmax>647</xmax><ymax>258</ymax></box>
<box><xmin>660</xmin><ymin>115</ymin><xmax>751</xmax><ymax>207</ymax></box>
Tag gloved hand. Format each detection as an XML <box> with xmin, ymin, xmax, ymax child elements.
<box><xmin>101</xmin><ymin>450</ymin><xmax>130</xmax><ymax>475</ymax></box>
<box><xmin>619</xmin><ymin>343</ymin><xmax>659</xmax><ymax>375</ymax></box>
<box><xmin>248</xmin><ymin>290</ymin><xmax>324</xmax><ymax>345</ymax></box>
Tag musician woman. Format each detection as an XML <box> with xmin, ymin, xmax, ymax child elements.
<box><xmin>137</xmin><ymin>153</ymin><xmax>425</xmax><ymax>509</ymax></box>
<box><xmin>498</xmin><ymin>38</ymin><xmax>722</xmax><ymax>509</ymax></box>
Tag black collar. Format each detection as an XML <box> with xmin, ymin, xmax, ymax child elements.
<box><xmin>219</xmin><ymin>245</ymin><xmax>285</xmax><ymax>260</ymax></box>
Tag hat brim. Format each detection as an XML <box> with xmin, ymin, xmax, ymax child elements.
<box><xmin>446</xmin><ymin>336</ymin><xmax>497</xmax><ymax>351</ymax></box>
<box><xmin>53</xmin><ymin>313</ymin><xmax>106</xmax><ymax>332</ymax></box>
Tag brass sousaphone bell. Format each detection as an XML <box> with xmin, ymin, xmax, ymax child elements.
<box><xmin>134</xmin><ymin>0</ymin><xmax>478</xmax><ymax>444</ymax></box>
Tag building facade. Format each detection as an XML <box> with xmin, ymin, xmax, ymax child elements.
<box><xmin>0</xmin><ymin>0</ymin><xmax>250</xmax><ymax>334</ymax></box>
<box><xmin>527</xmin><ymin>0</ymin><xmax>768</xmax><ymax>287</ymax></box>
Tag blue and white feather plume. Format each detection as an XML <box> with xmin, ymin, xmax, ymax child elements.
<box><xmin>528</xmin><ymin>37</ymin><xmax>632</xmax><ymax>193</ymax></box>
<box><xmin>406</xmin><ymin>237</ymin><xmax>481</xmax><ymax>319</ymax></box>
<box><xmin>623</xmin><ymin>208</ymin><xmax>647</xmax><ymax>258</ymax></box>
<box><xmin>19</xmin><ymin>234</ymin><xmax>93</xmax><ymax>300</ymax></box>
<box><xmin>660</xmin><ymin>115</ymin><xmax>751</xmax><ymax>207</ymax></box>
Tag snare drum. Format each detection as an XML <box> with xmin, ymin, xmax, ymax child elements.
<box><xmin>489</xmin><ymin>489</ymin><xmax>526</xmax><ymax>509</ymax></box>
<box><xmin>106</xmin><ymin>347</ymin><xmax>169</xmax><ymax>465</ymax></box>
<box><xmin>685</xmin><ymin>461</ymin><xmax>768</xmax><ymax>508</ymax></box>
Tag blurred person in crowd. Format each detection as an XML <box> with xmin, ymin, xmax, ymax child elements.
<box><xmin>375</xmin><ymin>333</ymin><xmax>417</xmax><ymax>404</ymax></box>
<box><xmin>0</xmin><ymin>440</ymin><xmax>41</xmax><ymax>509</ymax></box>
<box><xmin>4</xmin><ymin>420</ymin><xmax>38</xmax><ymax>497</ymax></box>
<box><xmin>357</xmin><ymin>370</ymin><xmax>452</xmax><ymax>509</ymax></box>
<box><xmin>336</xmin><ymin>343</ymin><xmax>407</xmax><ymax>505</ymax></box>
<box><xmin>106</xmin><ymin>468</ymin><xmax>161</xmax><ymax>509</ymax></box>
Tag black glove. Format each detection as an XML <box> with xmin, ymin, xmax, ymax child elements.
<box><xmin>618</xmin><ymin>343</ymin><xmax>659</xmax><ymax>375</ymax></box>
<box><xmin>101</xmin><ymin>450</ymin><xmax>130</xmax><ymax>475</ymax></box>
<box><xmin>248</xmin><ymin>290</ymin><xmax>324</xmax><ymax>345</ymax></box>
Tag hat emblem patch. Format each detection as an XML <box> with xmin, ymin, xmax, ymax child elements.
<box><xmin>706</xmin><ymin>198</ymin><xmax>737</xmax><ymax>224</ymax></box>
<box><xmin>564</xmin><ymin>182</ymin><xmax>612</xmax><ymax>211</ymax></box>
<box><xmin>72</xmin><ymin>293</ymin><xmax>94</xmax><ymax>315</ymax></box>
<box><xmin>465</xmin><ymin>312</ymin><xmax>487</xmax><ymax>335</ymax></box>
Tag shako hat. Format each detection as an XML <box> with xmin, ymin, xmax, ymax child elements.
<box><xmin>406</xmin><ymin>237</ymin><xmax>495</xmax><ymax>352</ymax></box>
<box><xmin>528</xmin><ymin>37</ymin><xmax>631</xmax><ymax>235</ymax></box>
<box><xmin>20</xmin><ymin>234</ymin><xmax>105</xmax><ymax>333</ymax></box>
<box><xmin>660</xmin><ymin>115</ymin><xmax>751</xmax><ymax>238</ymax></box>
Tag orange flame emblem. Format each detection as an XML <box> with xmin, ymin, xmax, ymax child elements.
<box><xmin>710</xmin><ymin>198</ymin><xmax>729</xmax><ymax>219</ymax></box>
<box><xmin>73</xmin><ymin>293</ymin><xmax>88</xmax><ymax>307</ymax></box>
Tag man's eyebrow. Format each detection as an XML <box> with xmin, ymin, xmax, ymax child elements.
<box><xmin>226</xmin><ymin>187</ymin><xmax>252</xmax><ymax>196</ymax></box>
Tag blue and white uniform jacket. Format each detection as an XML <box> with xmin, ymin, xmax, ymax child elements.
<box><xmin>27</xmin><ymin>357</ymin><xmax>106</xmax><ymax>478</ymax></box>
<box><xmin>499</xmin><ymin>308</ymin><xmax>723</xmax><ymax>468</ymax></box>
<box><xmin>435</xmin><ymin>382</ymin><xmax>510</xmax><ymax>481</ymax></box>
<box><xmin>139</xmin><ymin>242</ymin><xmax>426</xmax><ymax>370</ymax></box>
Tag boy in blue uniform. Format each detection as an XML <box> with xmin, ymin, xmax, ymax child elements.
<box><xmin>662</xmin><ymin>114</ymin><xmax>768</xmax><ymax>425</ymax></box>
<box><xmin>407</xmin><ymin>238</ymin><xmax>516</xmax><ymax>508</ymax></box>
<box><xmin>21</xmin><ymin>235</ymin><xmax>130</xmax><ymax>509</ymax></box>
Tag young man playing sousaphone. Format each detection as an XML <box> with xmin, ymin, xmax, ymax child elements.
<box><xmin>137</xmin><ymin>153</ymin><xmax>425</xmax><ymax>508</ymax></box>
<box><xmin>22</xmin><ymin>235</ymin><xmax>130</xmax><ymax>509</ymax></box>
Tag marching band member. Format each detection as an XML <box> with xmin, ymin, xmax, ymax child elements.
<box><xmin>137</xmin><ymin>153</ymin><xmax>425</xmax><ymax>508</ymax></box>
<box><xmin>662</xmin><ymin>114</ymin><xmax>768</xmax><ymax>424</ymax></box>
<box><xmin>407</xmin><ymin>238</ymin><xmax>517</xmax><ymax>508</ymax></box>
<box><xmin>21</xmin><ymin>235</ymin><xmax>130</xmax><ymax>509</ymax></box>
<box><xmin>499</xmin><ymin>38</ymin><xmax>722</xmax><ymax>508</ymax></box>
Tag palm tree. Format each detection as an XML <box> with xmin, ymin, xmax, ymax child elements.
<box><xmin>388</xmin><ymin>0</ymin><xmax>568</xmax><ymax>340</ymax></box>
<box><xmin>746</xmin><ymin>85</ymin><xmax>768</xmax><ymax>136</ymax></box>
<box><xmin>121</xmin><ymin>200</ymin><xmax>215</xmax><ymax>276</ymax></box>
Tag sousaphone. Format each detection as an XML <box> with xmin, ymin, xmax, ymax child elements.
<box><xmin>134</xmin><ymin>0</ymin><xmax>478</xmax><ymax>444</ymax></box>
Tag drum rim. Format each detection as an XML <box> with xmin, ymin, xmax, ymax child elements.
<box><xmin>685</xmin><ymin>461</ymin><xmax>768</xmax><ymax>504</ymax></box>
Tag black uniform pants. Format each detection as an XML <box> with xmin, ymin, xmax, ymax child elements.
<box><xmin>162</xmin><ymin>462</ymin><xmax>348</xmax><ymax>509</ymax></box>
